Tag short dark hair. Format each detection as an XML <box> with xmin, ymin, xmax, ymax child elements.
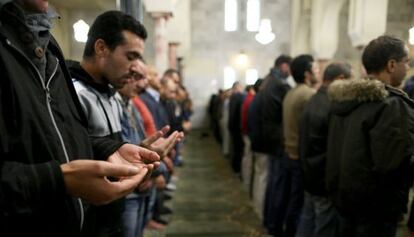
<box><xmin>253</xmin><ymin>78</ymin><xmax>263</xmax><ymax>92</ymax></box>
<box><xmin>362</xmin><ymin>35</ymin><xmax>407</xmax><ymax>74</ymax></box>
<box><xmin>323</xmin><ymin>62</ymin><xmax>352</xmax><ymax>82</ymax></box>
<box><xmin>245</xmin><ymin>85</ymin><xmax>254</xmax><ymax>91</ymax></box>
<box><xmin>83</xmin><ymin>11</ymin><xmax>147</xmax><ymax>58</ymax></box>
<box><xmin>274</xmin><ymin>55</ymin><xmax>292</xmax><ymax>68</ymax></box>
<box><xmin>290</xmin><ymin>54</ymin><xmax>314</xmax><ymax>83</ymax></box>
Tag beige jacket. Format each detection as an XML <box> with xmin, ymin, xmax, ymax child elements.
<box><xmin>283</xmin><ymin>84</ymin><xmax>316</xmax><ymax>160</ymax></box>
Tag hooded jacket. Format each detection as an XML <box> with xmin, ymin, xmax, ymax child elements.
<box><xmin>326</xmin><ymin>79</ymin><xmax>414</xmax><ymax>222</ymax></box>
<box><xmin>68</xmin><ymin>61</ymin><xmax>127</xmax><ymax>237</ymax></box>
<box><xmin>0</xmin><ymin>2</ymin><xmax>91</xmax><ymax>236</ymax></box>
<box><xmin>68</xmin><ymin>60</ymin><xmax>124</xmax><ymax>146</ymax></box>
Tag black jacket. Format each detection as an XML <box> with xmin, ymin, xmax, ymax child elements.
<box><xmin>68</xmin><ymin>61</ymin><xmax>127</xmax><ymax>237</ymax></box>
<box><xmin>248</xmin><ymin>93</ymin><xmax>266</xmax><ymax>152</ymax></box>
<box><xmin>162</xmin><ymin>99</ymin><xmax>183</xmax><ymax>134</ymax></box>
<box><xmin>260</xmin><ymin>69</ymin><xmax>291</xmax><ymax>156</ymax></box>
<box><xmin>299</xmin><ymin>86</ymin><xmax>330</xmax><ymax>196</ymax></box>
<box><xmin>227</xmin><ymin>91</ymin><xmax>245</xmax><ymax>134</ymax></box>
<box><xmin>326</xmin><ymin>79</ymin><xmax>414</xmax><ymax>222</ymax></box>
<box><xmin>0</xmin><ymin>3</ymin><xmax>91</xmax><ymax>236</ymax></box>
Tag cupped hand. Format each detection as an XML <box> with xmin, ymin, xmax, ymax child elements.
<box><xmin>61</xmin><ymin>159</ymin><xmax>148</xmax><ymax>205</ymax></box>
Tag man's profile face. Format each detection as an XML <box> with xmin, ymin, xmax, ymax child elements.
<box><xmin>390</xmin><ymin>45</ymin><xmax>410</xmax><ymax>88</ymax></box>
<box><xmin>170</xmin><ymin>72</ymin><xmax>180</xmax><ymax>83</ymax></box>
<box><xmin>146</xmin><ymin>66</ymin><xmax>161</xmax><ymax>90</ymax></box>
<box><xmin>102</xmin><ymin>30</ymin><xmax>144</xmax><ymax>89</ymax></box>
<box><xmin>162</xmin><ymin>79</ymin><xmax>177</xmax><ymax>100</ymax></box>
<box><xmin>134</xmin><ymin>60</ymin><xmax>149</xmax><ymax>93</ymax></box>
<box><xmin>306</xmin><ymin>61</ymin><xmax>320</xmax><ymax>86</ymax></box>
<box><xmin>279</xmin><ymin>63</ymin><xmax>290</xmax><ymax>77</ymax></box>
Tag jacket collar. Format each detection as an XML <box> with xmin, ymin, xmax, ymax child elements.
<box><xmin>328</xmin><ymin>78</ymin><xmax>388</xmax><ymax>103</ymax></box>
<box><xmin>146</xmin><ymin>87</ymin><xmax>160</xmax><ymax>102</ymax></box>
<box><xmin>67</xmin><ymin>60</ymin><xmax>115</xmax><ymax>96</ymax></box>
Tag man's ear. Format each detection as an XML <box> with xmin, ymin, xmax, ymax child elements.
<box><xmin>386</xmin><ymin>59</ymin><xmax>397</xmax><ymax>73</ymax></box>
<box><xmin>94</xmin><ymin>39</ymin><xmax>108</xmax><ymax>58</ymax></box>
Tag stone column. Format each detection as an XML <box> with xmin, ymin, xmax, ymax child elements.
<box><xmin>290</xmin><ymin>0</ymin><xmax>311</xmax><ymax>56</ymax></box>
<box><xmin>348</xmin><ymin>0</ymin><xmax>388</xmax><ymax>47</ymax></box>
<box><xmin>311</xmin><ymin>0</ymin><xmax>346</xmax><ymax>59</ymax></box>
<box><xmin>168</xmin><ymin>42</ymin><xmax>180</xmax><ymax>70</ymax></box>
<box><xmin>152</xmin><ymin>13</ymin><xmax>171</xmax><ymax>74</ymax></box>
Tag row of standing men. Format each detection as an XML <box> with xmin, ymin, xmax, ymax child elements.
<box><xmin>209</xmin><ymin>35</ymin><xmax>414</xmax><ymax>237</ymax></box>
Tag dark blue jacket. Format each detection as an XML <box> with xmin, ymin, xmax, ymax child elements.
<box><xmin>140</xmin><ymin>90</ymin><xmax>169</xmax><ymax>130</ymax></box>
<box><xmin>248</xmin><ymin>93</ymin><xmax>265</xmax><ymax>153</ymax></box>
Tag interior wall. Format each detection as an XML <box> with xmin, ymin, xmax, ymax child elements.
<box><xmin>50</xmin><ymin>1</ymin><xmax>117</xmax><ymax>61</ymax></box>
<box><xmin>186</xmin><ymin>0</ymin><xmax>292</xmax><ymax>128</ymax></box>
<box><xmin>333</xmin><ymin>0</ymin><xmax>361</xmax><ymax>77</ymax></box>
<box><xmin>335</xmin><ymin>0</ymin><xmax>414</xmax><ymax>79</ymax></box>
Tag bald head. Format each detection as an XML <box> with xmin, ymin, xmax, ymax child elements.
<box><xmin>160</xmin><ymin>77</ymin><xmax>177</xmax><ymax>100</ymax></box>
<box><xmin>146</xmin><ymin>65</ymin><xmax>161</xmax><ymax>90</ymax></box>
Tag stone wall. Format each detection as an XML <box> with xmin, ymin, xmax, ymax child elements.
<box><xmin>335</xmin><ymin>0</ymin><xmax>414</xmax><ymax>78</ymax></box>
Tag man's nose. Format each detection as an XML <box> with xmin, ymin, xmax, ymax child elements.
<box><xmin>129</xmin><ymin>63</ymin><xmax>140</xmax><ymax>76</ymax></box>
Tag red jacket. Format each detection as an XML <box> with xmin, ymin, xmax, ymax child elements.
<box><xmin>241</xmin><ymin>93</ymin><xmax>255</xmax><ymax>135</ymax></box>
<box><xmin>132</xmin><ymin>96</ymin><xmax>157</xmax><ymax>136</ymax></box>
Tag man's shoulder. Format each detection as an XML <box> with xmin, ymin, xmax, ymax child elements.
<box><xmin>72</xmin><ymin>79</ymin><xmax>90</xmax><ymax>94</ymax></box>
<box><xmin>387</xmin><ymin>86</ymin><xmax>414</xmax><ymax>105</ymax></box>
<box><xmin>140</xmin><ymin>91</ymin><xmax>151</xmax><ymax>100</ymax></box>
<box><xmin>262</xmin><ymin>77</ymin><xmax>290</xmax><ymax>96</ymax></box>
<box><xmin>140</xmin><ymin>91</ymin><xmax>156</xmax><ymax>105</ymax></box>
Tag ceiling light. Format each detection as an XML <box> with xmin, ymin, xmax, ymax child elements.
<box><xmin>235</xmin><ymin>51</ymin><xmax>250</xmax><ymax>69</ymax></box>
<box><xmin>255</xmin><ymin>19</ymin><xmax>275</xmax><ymax>45</ymax></box>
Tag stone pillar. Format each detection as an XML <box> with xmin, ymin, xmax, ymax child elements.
<box><xmin>311</xmin><ymin>0</ymin><xmax>346</xmax><ymax>59</ymax></box>
<box><xmin>120</xmin><ymin>0</ymin><xmax>143</xmax><ymax>21</ymax></box>
<box><xmin>143</xmin><ymin>0</ymin><xmax>174</xmax><ymax>73</ymax></box>
<box><xmin>152</xmin><ymin>13</ymin><xmax>170</xmax><ymax>74</ymax></box>
<box><xmin>177</xmin><ymin>57</ymin><xmax>184</xmax><ymax>82</ymax></box>
<box><xmin>168</xmin><ymin>42</ymin><xmax>180</xmax><ymax>70</ymax></box>
<box><xmin>290</xmin><ymin>0</ymin><xmax>311</xmax><ymax>56</ymax></box>
<box><xmin>348</xmin><ymin>0</ymin><xmax>388</xmax><ymax>47</ymax></box>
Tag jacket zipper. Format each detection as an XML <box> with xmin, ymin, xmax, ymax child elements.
<box><xmin>4</xmin><ymin>39</ymin><xmax>85</xmax><ymax>230</ymax></box>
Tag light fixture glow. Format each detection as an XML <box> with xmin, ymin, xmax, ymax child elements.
<box><xmin>73</xmin><ymin>20</ymin><xmax>89</xmax><ymax>43</ymax></box>
<box><xmin>246</xmin><ymin>0</ymin><xmax>260</xmax><ymax>32</ymax></box>
<box><xmin>224</xmin><ymin>66</ymin><xmax>236</xmax><ymax>89</ymax></box>
<box><xmin>409</xmin><ymin>26</ymin><xmax>414</xmax><ymax>45</ymax></box>
<box><xmin>225</xmin><ymin>0</ymin><xmax>238</xmax><ymax>31</ymax></box>
<box><xmin>255</xmin><ymin>19</ymin><xmax>275</xmax><ymax>45</ymax></box>
<box><xmin>235</xmin><ymin>51</ymin><xmax>249</xmax><ymax>69</ymax></box>
<box><xmin>245</xmin><ymin>68</ymin><xmax>258</xmax><ymax>85</ymax></box>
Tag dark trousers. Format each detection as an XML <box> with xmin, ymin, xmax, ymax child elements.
<box><xmin>338</xmin><ymin>216</ymin><xmax>397</xmax><ymax>237</ymax></box>
<box><xmin>263</xmin><ymin>154</ymin><xmax>289</xmax><ymax>235</ymax></box>
<box><xmin>264</xmin><ymin>154</ymin><xmax>304</xmax><ymax>237</ymax></box>
<box><xmin>230</xmin><ymin>131</ymin><xmax>244</xmax><ymax>173</ymax></box>
<box><xmin>285</xmin><ymin>158</ymin><xmax>304</xmax><ymax>237</ymax></box>
<box><xmin>82</xmin><ymin>199</ymin><xmax>125</xmax><ymax>237</ymax></box>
